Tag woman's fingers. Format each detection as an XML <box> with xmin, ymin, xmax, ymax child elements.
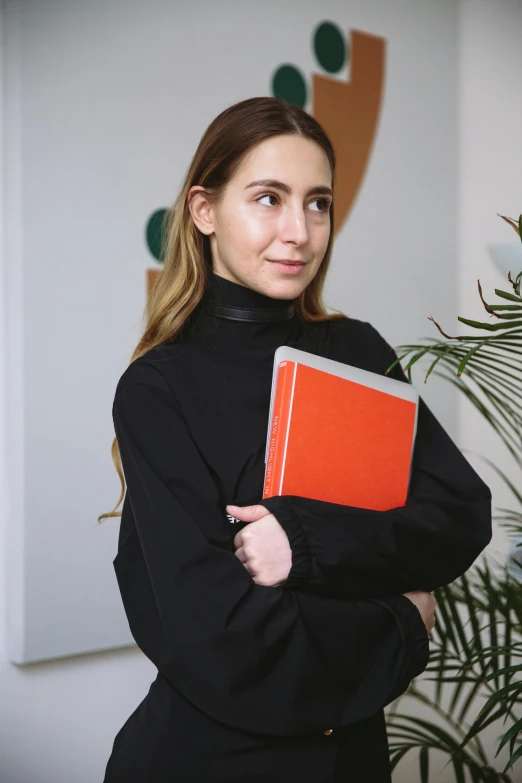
<box><xmin>402</xmin><ymin>590</ymin><xmax>437</xmax><ymax>634</ymax></box>
<box><xmin>226</xmin><ymin>504</ymin><xmax>270</xmax><ymax>522</ymax></box>
<box><xmin>234</xmin><ymin>546</ymin><xmax>246</xmax><ymax>564</ymax></box>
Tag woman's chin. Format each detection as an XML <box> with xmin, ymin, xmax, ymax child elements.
<box><xmin>259</xmin><ymin>278</ymin><xmax>301</xmax><ymax>300</ymax></box>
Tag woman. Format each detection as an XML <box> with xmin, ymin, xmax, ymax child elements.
<box><xmin>101</xmin><ymin>97</ymin><xmax>492</xmax><ymax>782</ymax></box>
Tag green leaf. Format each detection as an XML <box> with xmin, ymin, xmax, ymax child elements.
<box><xmin>389</xmin><ymin>745</ymin><xmax>411</xmax><ymax>771</ymax></box>
<box><xmin>424</xmin><ymin>343</ymin><xmax>456</xmax><ymax>381</ymax></box>
<box><xmin>457</xmin><ymin>317</ymin><xmax>522</xmax><ymax>331</ymax></box>
<box><xmin>457</xmin><ymin>341</ymin><xmax>487</xmax><ymax>375</ymax></box>
<box><xmin>496</xmin><ymin>717</ymin><xmax>522</xmax><ymax>756</ymax></box>
<box><xmin>420</xmin><ymin>745</ymin><xmax>429</xmax><ymax>783</ymax></box>
<box><xmin>504</xmin><ymin>741</ymin><xmax>522</xmax><ymax>774</ymax></box>
<box><xmin>451</xmin><ymin>755</ymin><xmax>466</xmax><ymax>783</ymax></box>
<box><xmin>494</xmin><ymin>289</ymin><xmax>522</xmax><ymax>302</ymax></box>
<box><xmin>458</xmin><ymin>675</ymin><xmax>489</xmax><ymax>726</ymax></box>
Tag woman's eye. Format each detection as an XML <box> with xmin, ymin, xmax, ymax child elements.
<box><xmin>310</xmin><ymin>198</ymin><xmax>331</xmax><ymax>213</ymax></box>
<box><xmin>257</xmin><ymin>193</ymin><xmax>279</xmax><ymax>207</ymax></box>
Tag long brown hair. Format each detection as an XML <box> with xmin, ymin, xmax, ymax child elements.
<box><xmin>99</xmin><ymin>96</ymin><xmax>345</xmax><ymax>522</ymax></box>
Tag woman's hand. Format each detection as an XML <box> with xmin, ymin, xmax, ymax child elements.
<box><xmin>228</xmin><ymin>504</ymin><xmax>292</xmax><ymax>587</ymax></box>
<box><xmin>402</xmin><ymin>590</ymin><xmax>437</xmax><ymax>634</ymax></box>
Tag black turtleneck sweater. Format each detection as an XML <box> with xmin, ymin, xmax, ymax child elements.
<box><xmin>104</xmin><ymin>272</ymin><xmax>492</xmax><ymax>783</ymax></box>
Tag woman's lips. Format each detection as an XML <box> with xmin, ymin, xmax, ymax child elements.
<box><xmin>267</xmin><ymin>260</ymin><xmax>306</xmax><ymax>274</ymax></box>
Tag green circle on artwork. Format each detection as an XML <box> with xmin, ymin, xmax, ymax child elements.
<box><xmin>313</xmin><ymin>21</ymin><xmax>347</xmax><ymax>74</ymax></box>
<box><xmin>271</xmin><ymin>65</ymin><xmax>307</xmax><ymax>109</ymax></box>
<box><xmin>146</xmin><ymin>209</ymin><xmax>167</xmax><ymax>263</ymax></box>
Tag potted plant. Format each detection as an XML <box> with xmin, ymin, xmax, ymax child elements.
<box><xmin>385</xmin><ymin>214</ymin><xmax>522</xmax><ymax>782</ymax></box>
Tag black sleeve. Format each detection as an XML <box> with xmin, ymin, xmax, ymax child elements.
<box><xmin>261</xmin><ymin>323</ymin><xmax>492</xmax><ymax>598</ymax></box>
<box><xmin>111</xmin><ymin>363</ymin><xmax>429</xmax><ymax>737</ymax></box>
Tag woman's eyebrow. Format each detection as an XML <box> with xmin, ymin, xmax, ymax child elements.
<box><xmin>245</xmin><ymin>179</ymin><xmax>333</xmax><ymax>198</ymax></box>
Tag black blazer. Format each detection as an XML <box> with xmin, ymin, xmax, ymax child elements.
<box><xmin>103</xmin><ymin>274</ymin><xmax>491</xmax><ymax>782</ymax></box>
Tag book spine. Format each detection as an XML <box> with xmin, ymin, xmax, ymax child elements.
<box><xmin>263</xmin><ymin>361</ymin><xmax>295</xmax><ymax>499</ymax></box>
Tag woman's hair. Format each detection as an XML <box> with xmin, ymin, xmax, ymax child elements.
<box><xmin>99</xmin><ymin>96</ymin><xmax>345</xmax><ymax>522</ymax></box>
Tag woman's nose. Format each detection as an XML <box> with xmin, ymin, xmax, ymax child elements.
<box><xmin>279</xmin><ymin>205</ymin><xmax>309</xmax><ymax>245</ymax></box>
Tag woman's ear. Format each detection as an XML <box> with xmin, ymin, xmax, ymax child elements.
<box><xmin>187</xmin><ymin>186</ymin><xmax>215</xmax><ymax>236</ymax></box>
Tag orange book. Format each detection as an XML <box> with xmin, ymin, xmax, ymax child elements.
<box><xmin>262</xmin><ymin>346</ymin><xmax>419</xmax><ymax>512</ymax></box>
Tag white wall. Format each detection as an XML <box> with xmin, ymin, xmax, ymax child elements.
<box><xmin>0</xmin><ymin>0</ymin><xmax>520</xmax><ymax>781</ymax></box>
<box><xmin>457</xmin><ymin>0</ymin><xmax>522</xmax><ymax>562</ymax></box>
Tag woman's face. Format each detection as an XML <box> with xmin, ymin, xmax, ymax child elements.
<box><xmin>188</xmin><ymin>134</ymin><xmax>333</xmax><ymax>300</ymax></box>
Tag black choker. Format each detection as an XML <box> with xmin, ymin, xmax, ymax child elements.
<box><xmin>206</xmin><ymin>302</ymin><xmax>295</xmax><ymax>323</ymax></box>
